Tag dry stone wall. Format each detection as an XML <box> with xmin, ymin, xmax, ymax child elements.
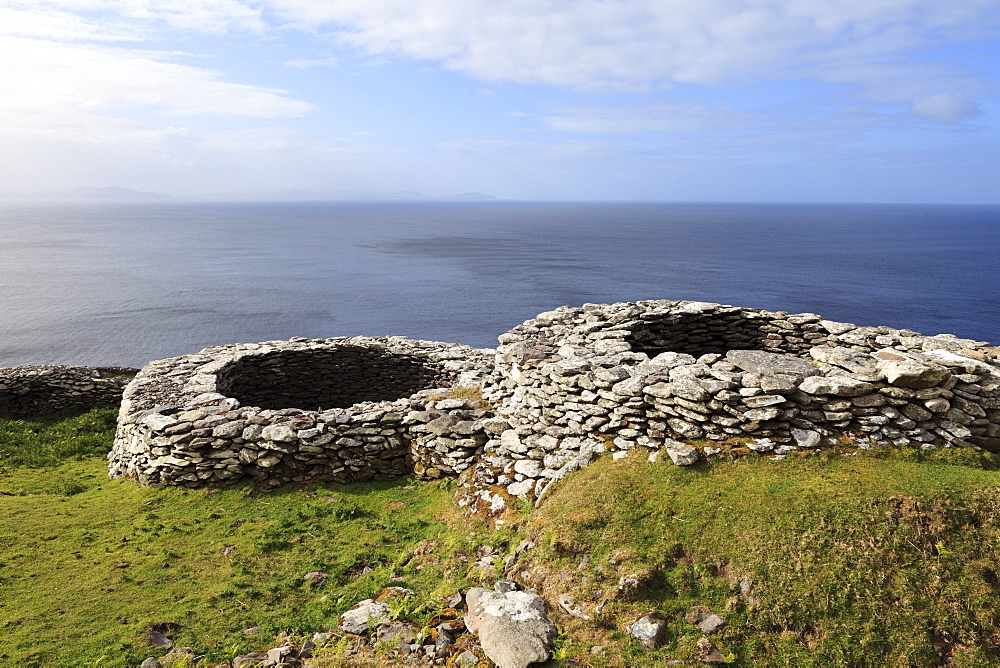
<box><xmin>455</xmin><ymin>300</ymin><xmax>1000</xmax><ymax>516</ymax></box>
<box><xmin>109</xmin><ymin>337</ymin><xmax>497</xmax><ymax>489</ymax></box>
<box><xmin>109</xmin><ymin>301</ymin><xmax>1000</xmax><ymax>510</ymax></box>
<box><xmin>0</xmin><ymin>365</ymin><xmax>136</xmax><ymax>417</ymax></box>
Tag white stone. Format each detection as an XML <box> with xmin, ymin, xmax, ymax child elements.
<box><xmin>662</xmin><ymin>438</ymin><xmax>699</xmax><ymax>466</ymax></box>
<box><xmin>507</xmin><ymin>479</ymin><xmax>535</xmax><ymax>496</ymax></box>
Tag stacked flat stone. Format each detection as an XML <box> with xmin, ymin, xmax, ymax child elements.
<box><xmin>456</xmin><ymin>300</ymin><xmax>999</xmax><ymax>515</ymax></box>
<box><xmin>0</xmin><ymin>365</ymin><xmax>136</xmax><ymax>417</ymax></box>
<box><xmin>109</xmin><ymin>336</ymin><xmax>495</xmax><ymax>488</ymax></box>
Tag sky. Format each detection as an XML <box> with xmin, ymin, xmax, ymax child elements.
<box><xmin>1</xmin><ymin>0</ymin><xmax>999</xmax><ymax>202</ymax></box>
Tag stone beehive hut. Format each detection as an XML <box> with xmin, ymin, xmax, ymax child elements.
<box><xmin>455</xmin><ymin>300</ymin><xmax>1000</xmax><ymax>515</ymax></box>
<box><xmin>109</xmin><ymin>336</ymin><xmax>498</xmax><ymax>488</ymax></box>
<box><xmin>110</xmin><ymin>301</ymin><xmax>1000</xmax><ymax>512</ymax></box>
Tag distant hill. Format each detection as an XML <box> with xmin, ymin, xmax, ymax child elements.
<box><xmin>54</xmin><ymin>187</ymin><xmax>173</xmax><ymax>201</ymax></box>
<box><xmin>190</xmin><ymin>189</ymin><xmax>498</xmax><ymax>202</ymax></box>
<box><xmin>11</xmin><ymin>187</ymin><xmax>497</xmax><ymax>202</ymax></box>
<box><xmin>437</xmin><ymin>192</ymin><xmax>497</xmax><ymax>201</ymax></box>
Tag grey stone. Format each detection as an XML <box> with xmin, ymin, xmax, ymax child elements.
<box><xmin>759</xmin><ymin>373</ymin><xmax>799</xmax><ymax>393</ymax></box>
<box><xmin>921</xmin><ymin>349</ymin><xmax>996</xmax><ymax>374</ymax></box>
<box><xmin>465</xmin><ymin>587</ymin><xmax>557</xmax><ymax>668</ymax></box>
<box><xmin>148</xmin><ymin>630</ymin><xmax>173</xmax><ymax>649</ymax></box>
<box><xmin>260</xmin><ymin>424</ymin><xmax>297</xmax><ymax>442</ymax></box>
<box><xmin>743</xmin><ymin>394</ymin><xmax>786</xmax><ymax>408</ymax></box>
<box><xmin>649</xmin><ymin>352</ymin><xmax>698</xmax><ymax>367</ymax></box>
<box><xmin>726</xmin><ymin>350</ymin><xmax>821</xmax><ymax>378</ymax></box>
<box><xmin>500</xmin><ymin>430</ymin><xmax>527</xmax><ymax>454</ymax></box>
<box><xmin>628</xmin><ymin>613</ymin><xmax>667</xmax><ymax>650</ymax></box>
<box><xmin>140</xmin><ymin>659</ymin><xmax>163</xmax><ymax>668</ymax></box>
<box><xmin>666</xmin><ymin>378</ymin><xmax>710</xmax><ymax>402</ymax></box>
<box><xmin>663</xmin><ymin>438</ymin><xmax>699</xmax><ymax>466</ymax></box>
<box><xmin>211</xmin><ymin>420</ymin><xmax>245</xmax><ymax>438</ymax></box>
<box><xmin>232</xmin><ymin>653</ymin><xmax>269</xmax><ymax>668</ymax></box>
<box><xmin>338</xmin><ymin>599</ymin><xmax>392</xmax><ymax>634</ymax></box>
<box><xmin>513</xmin><ymin>459</ymin><xmax>544</xmax><ymax>477</ymax></box>
<box><xmin>878</xmin><ymin>360</ymin><xmax>951</xmax><ymax>389</ymax></box>
<box><xmin>612</xmin><ymin>375</ymin><xmax>648</xmax><ymax>396</ymax></box>
<box><xmin>821</xmin><ymin>320</ymin><xmax>856</xmax><ymax>335</ymax></box>
<box><xmin>303</xmin><ymin>571</ymin><xmax>327</xmax><ymax>585</ymax></box>
<box><xmin>267</xmin><ymin>645</ymin><xmax>295</xmax><ymax>664</ymax></box>
<box><xmin>744</xmin><ymin>407</ymin><xmax>782</xmax><ymax>421</ymax></box>
<box><xmin>455</xmin><ymin>650</ymin><xmax>480</xmax><ymax>666</ymax></box>
<box><xmin>143</xmin><ymin>413</ymin><xmax>179</xmax><ymax>431</ymax></box>
<box><xmin>425</xmin><ymin>414</ymin><xmax>459</xmax><ymax>436</ymax></box>
<box><xmin>809</xmin><ymin>346</ymin><xmax>877</xmax><ymax>371</ymax></box>
<box><xmin>798</xmin><ymin>376</ymin><xmax>874</xmax><ymax>397</ymax></box>
<box><xmin>668</xmin><ymin>418</ymin><xmax>704</xmax><ymax>439</ymax></box>
<box><xmin>791</xmin><ymin>428</ymin><xmax>821</xmax><ymax>448</ymax></box>
<box><xmin>925</xmin><ymin>397</ymin><xmax>951</xmax><ymax>413</ymax></box>
<box><xmin>696</xmin><ymin>637</ymin><xmax>727</xmax><ymax>663</ymax></box>
<box><xmin>699</xmin><ymin>613</ymin><xmax>728</xmax><ymax>634</ymax></box>
<box><xmin>376</xmin><ymin>620</ymin><xmax>421</xmax><ymax>648</ymax></box>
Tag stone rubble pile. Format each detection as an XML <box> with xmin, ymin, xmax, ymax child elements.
<box><xmin>140</xmin><ymin>581</ymin><xmax>550</xmax><ymax>667</ymax></box>
<box><xmin>456</xmin><ymin>300</ymin><xmax>999</xmax><ymax>515</ymax></box>
<box><xmin>109</xmin><ymin>336</ymin><xmax>495</xmax><ymax>488</ymax></box>
<box><xmin>0</xmin><ymin>364</ymin><xmax>137</xmax><ymax>417</ymax></box>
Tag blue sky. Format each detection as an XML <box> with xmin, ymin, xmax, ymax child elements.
<box><xmin>1</xmin><ymin>1</ymin><xmax>998</xmax><ymax>202</ymax></box>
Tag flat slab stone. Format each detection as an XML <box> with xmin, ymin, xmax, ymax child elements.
<box><xmin>726</xmin><ymin>350</ymin><xmax>821</xmax><ymax>378</ymax></box>
<box><xmin>798</xmin><ymin>376</ymin><xmax>875</xmax><ymax>397</ymax></box>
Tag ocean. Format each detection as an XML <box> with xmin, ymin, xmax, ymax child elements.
<box><xmin>1</xmin><ymin>200</ymin><xmax>997</xmax><ymax>369</ymax></box>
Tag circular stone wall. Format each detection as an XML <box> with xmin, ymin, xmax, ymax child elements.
<box><xmin>110</xmin><ymin>336</ymin><xmax>498</xmax><ymax>488</ymax></box>
<box><xmin>456</xmin><ymin>300</ymin><xmax>1000</xmax><ymax>516</ymax></box>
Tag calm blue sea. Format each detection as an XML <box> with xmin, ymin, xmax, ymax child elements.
<box><xmin>1</xmin><ymin>201</ymin><xmax>997</xmax><ymax>368</ymax></box>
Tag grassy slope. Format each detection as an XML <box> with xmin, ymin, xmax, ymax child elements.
<box><xmin>0</xmin><ymin>409</ymin><xmax>484</xmax><ymax>667</ymax></box>
<box><xmin>4</xmin><ymin>409</ymin><xmax>1000</xmax><ymax>666</ymax></box>
<box><xmin>522</xmin><ymin>449</ymin><xmax>1000</xmax><ymax>666</ymax></box>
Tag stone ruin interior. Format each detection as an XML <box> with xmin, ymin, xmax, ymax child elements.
<box><xmin>214</xmin><ymin>346</ymin><xmax>455</xmax><ymax>411</ymax></box>
<box><xmin>626</xmin><ymin>309</ymin><xmax>810</xmax><ymax>358</ymax></box>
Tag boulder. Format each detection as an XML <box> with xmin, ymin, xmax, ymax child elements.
<box><xmin>465</xmin><ymin>587</ymin><xmax>557</xmax><ymax>668</ymax></box>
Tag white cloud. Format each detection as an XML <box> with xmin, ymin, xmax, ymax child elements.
<box><xmin>543</xmin><ymin>101</ymin><xmax>747</xmax><ymax>135</ymax></box>
<box><xmin>0</xmin><ymin>0</ymin><xmax>266</xmax><ymax>40</ymax></box>
<box><xmin>0</xmin><ymin>36</ymin><xmax>312</xmax><ymax>120</ymax></box>
<box><xmin>284</xmin><ymin>55</ymin><xmax>339</xmax><ymax>68</ymax></box>
<box><xmin>260</xmin><ymin>0</ymin><xmax>1000</xmax><ymax>118</ymax></box>
<box><xmin>909</xmin><ymin>94</ymin><xmax>983</xmax><ymax>123</ymax></box>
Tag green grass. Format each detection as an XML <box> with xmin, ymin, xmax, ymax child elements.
<box><xmin>0</xmin><ymin>407</ymin><xmax>118</xmax><ymax>470</ymax></box>
<box><xmin>0</xmin><ymin>410</ymin><xmax>491</xmax><ymax>667</ymax></box>
<box><xmin>5</xmin><ymin>409</ymin><xmax>1000</xmax><ymax>666</ymax></box>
